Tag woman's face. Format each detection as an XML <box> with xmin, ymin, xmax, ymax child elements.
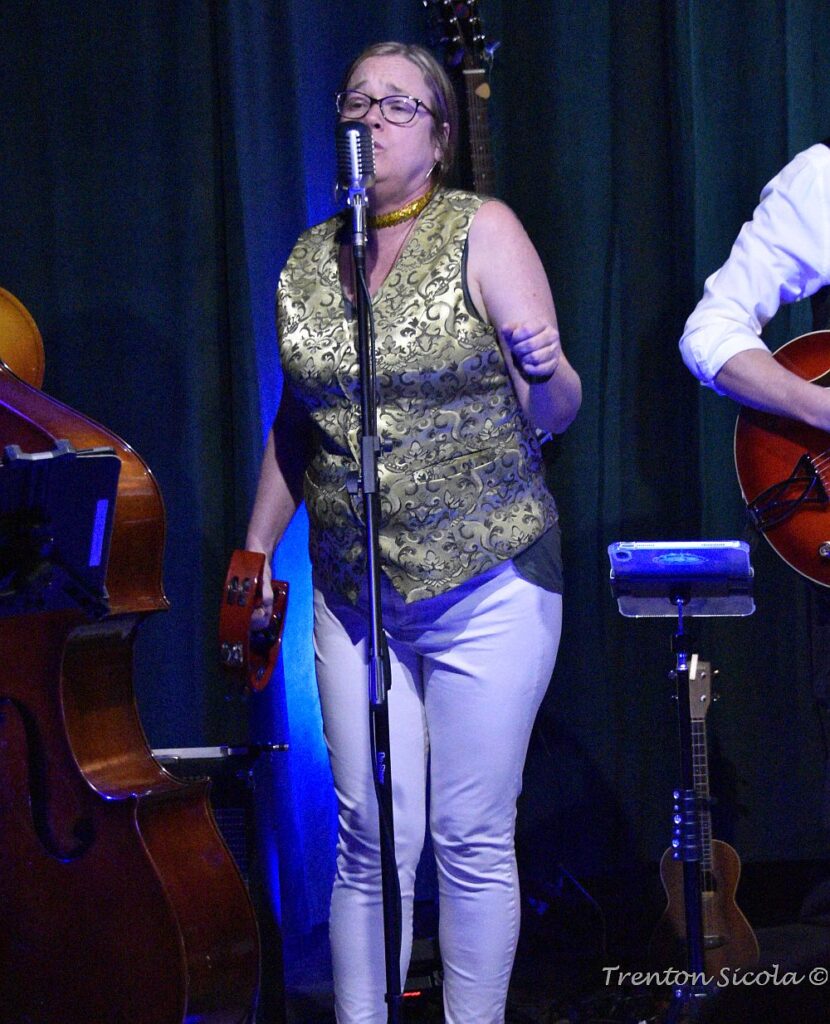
<box><xmin>344</xmin><ymin>54</ymin><xmax>444</xmax><ymax>201</ymax></box>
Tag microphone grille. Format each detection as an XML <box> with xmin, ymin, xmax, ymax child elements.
<box><xmin>336</xmin><ymin>121</ymin><xmax>375</xmax><ymax>191</ymax></box>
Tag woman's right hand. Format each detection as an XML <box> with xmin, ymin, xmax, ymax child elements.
<box><xmin>249</xmin><ymin>555</ymin><xmax>274</xmax><ymax>632</ymax></box>
<box><xmin>244</xmin><ymin>393</ymin><xmax>312</xmax><ymax>634</ymax></box>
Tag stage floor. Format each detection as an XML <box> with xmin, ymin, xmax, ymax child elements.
<box><xmin>278</xmin><ymin>860</ymin><xmax>830</xmax><ymax>1024</ymax></box>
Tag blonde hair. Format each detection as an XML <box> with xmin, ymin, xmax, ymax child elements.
<box><xmin>341</xmin><ymin>41</ymin><xmax>458</xmax><ymax>182</ymax></box>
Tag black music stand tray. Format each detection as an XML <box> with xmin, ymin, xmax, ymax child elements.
<box><xmin>608</xmin><ymin>541</ymin><xmax>754</xmax><ymax>1019</ymax></box>
<box><xmin>0</xmin><ymin>441</ymin><xmax>121</xmax><ymax>619</ymax></box>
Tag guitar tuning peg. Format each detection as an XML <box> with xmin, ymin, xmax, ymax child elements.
<box><xmin>485</xmin><ymin>40</ymin><xmax>501</xmax><ymax>59</ymax></box>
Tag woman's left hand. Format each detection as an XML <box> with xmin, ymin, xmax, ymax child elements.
<box><xmin>467</xmin><ymin>199</ymin><xmax>582</xmax><ymax>434</ymax></box>
<box><xmin>502</xmin><ymin>320</ymin><xmax>561</xmax><ymax>380</ymax></box>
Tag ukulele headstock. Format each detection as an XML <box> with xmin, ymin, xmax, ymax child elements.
<box><xmin>689</xmin><ymin>654</ymin><xmax>712</xmax><ymax>721</ymax></box>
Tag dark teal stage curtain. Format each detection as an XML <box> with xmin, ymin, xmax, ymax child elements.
<box><xmin>2</xmin><ymin>0</ymin><xmax>829</xmax><ymax>966</ymax></box>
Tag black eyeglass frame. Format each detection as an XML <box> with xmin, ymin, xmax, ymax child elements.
<box><xmin>335</xmin><ymin>89</ymin><xmax>437</xmax><ymax>126</ymax></box>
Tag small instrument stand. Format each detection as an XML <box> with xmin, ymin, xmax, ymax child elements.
<box><xmin>608</xmin><ymin>541</ymin><xmax>754</xmax><ymax>1021</ymax></box>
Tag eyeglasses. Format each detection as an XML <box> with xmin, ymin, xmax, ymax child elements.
<box><xmin>336</xmin><ymin>89</ymin><xmax>435</xmax><ymax>126</ymax></box>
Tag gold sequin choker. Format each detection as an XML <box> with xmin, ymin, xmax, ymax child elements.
<box><xmin>368</xmin><ymin>185</ymin><xmax>437</xmax><ymax>229</ymax></box>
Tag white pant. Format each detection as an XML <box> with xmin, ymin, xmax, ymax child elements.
<box><xmin>312</xmin><ymin>560</ymin><xmax>562</xmax><ymax>1024</ymax></box>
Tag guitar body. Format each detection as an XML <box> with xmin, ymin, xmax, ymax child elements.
<box><xmin>650</xmin><ymin>840</ymin><xmax>760</xmax><ymax>975</ymax></box>
<box><xmin>734</xmin><ymin>329</ymin><xmax>830</xmax><ymax>587</ymax></box>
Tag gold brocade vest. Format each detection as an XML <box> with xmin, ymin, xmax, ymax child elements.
<box><xmin>277</xmin><ymin>188</ymin><xmax>558</xmax><ymax>603</ymax></box>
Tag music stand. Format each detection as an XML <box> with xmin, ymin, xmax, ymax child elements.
<box><xmin>608</xmin><ymin>541</ymin><xmax>754</xmax><ymax>1018</ymax></box>
<box><xmin>0</xmin><ymin>441</ymin><xmax>121</xmax><ymax>619</ymax></box>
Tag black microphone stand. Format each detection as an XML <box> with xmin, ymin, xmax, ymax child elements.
<box><xmin>346</xmin><ymin>183</ymin><xmax>403</xmax><ymax>1024</ymax></box>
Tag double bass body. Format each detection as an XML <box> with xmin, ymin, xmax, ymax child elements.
<box><xmin>0</xmin><ymin>289</ymin><xmax>258</xmax><ymax>1023</ymax></box>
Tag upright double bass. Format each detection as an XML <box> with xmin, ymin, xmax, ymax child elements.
<box><xmin>0</xmin><ymin>288</ymin><xmax>258</xmax><ymax>1023</ymax></box>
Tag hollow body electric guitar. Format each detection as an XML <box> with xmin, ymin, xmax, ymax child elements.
<box><xmin>734</xmin><ymin>330</ymin><xmax>830</xmax><ymax>587</ymax></box>
<box><xmin>650</xmin><ymin>657</ymin><xmax>759</xmax><ymax>974</ymax></box>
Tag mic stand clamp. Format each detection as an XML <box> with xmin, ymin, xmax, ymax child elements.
<box><xmin>347</xmin><ymin>189</ymin><xmax>403</xmax><ymax>1024</ymax></box>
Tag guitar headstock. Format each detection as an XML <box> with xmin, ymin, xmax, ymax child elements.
<box><xmin>689</xmin><ymin>654</ymin><xmax>712</xmax><ymax>720</ymax></box>
<box><xmin>424</xmin><ymin>0</ymin><xmax>496</xmax><ymax>74</ymax></box>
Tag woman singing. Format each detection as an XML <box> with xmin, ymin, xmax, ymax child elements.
<box><xmin>246</xmin><ymin>41</ymin><xmax>581</xmax><ymax>1024</ymax></box>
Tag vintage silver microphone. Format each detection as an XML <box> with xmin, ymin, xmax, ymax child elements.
<box><xmin>335</xmin><ymin>121</ymin><xmax>375</xmax><ymax>258</ymax></box>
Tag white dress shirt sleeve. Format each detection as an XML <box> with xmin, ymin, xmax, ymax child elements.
<box><xmin>679</xmin><ymin>143</ymin><xmax>830</xmax><ymax>391</ymax></box>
